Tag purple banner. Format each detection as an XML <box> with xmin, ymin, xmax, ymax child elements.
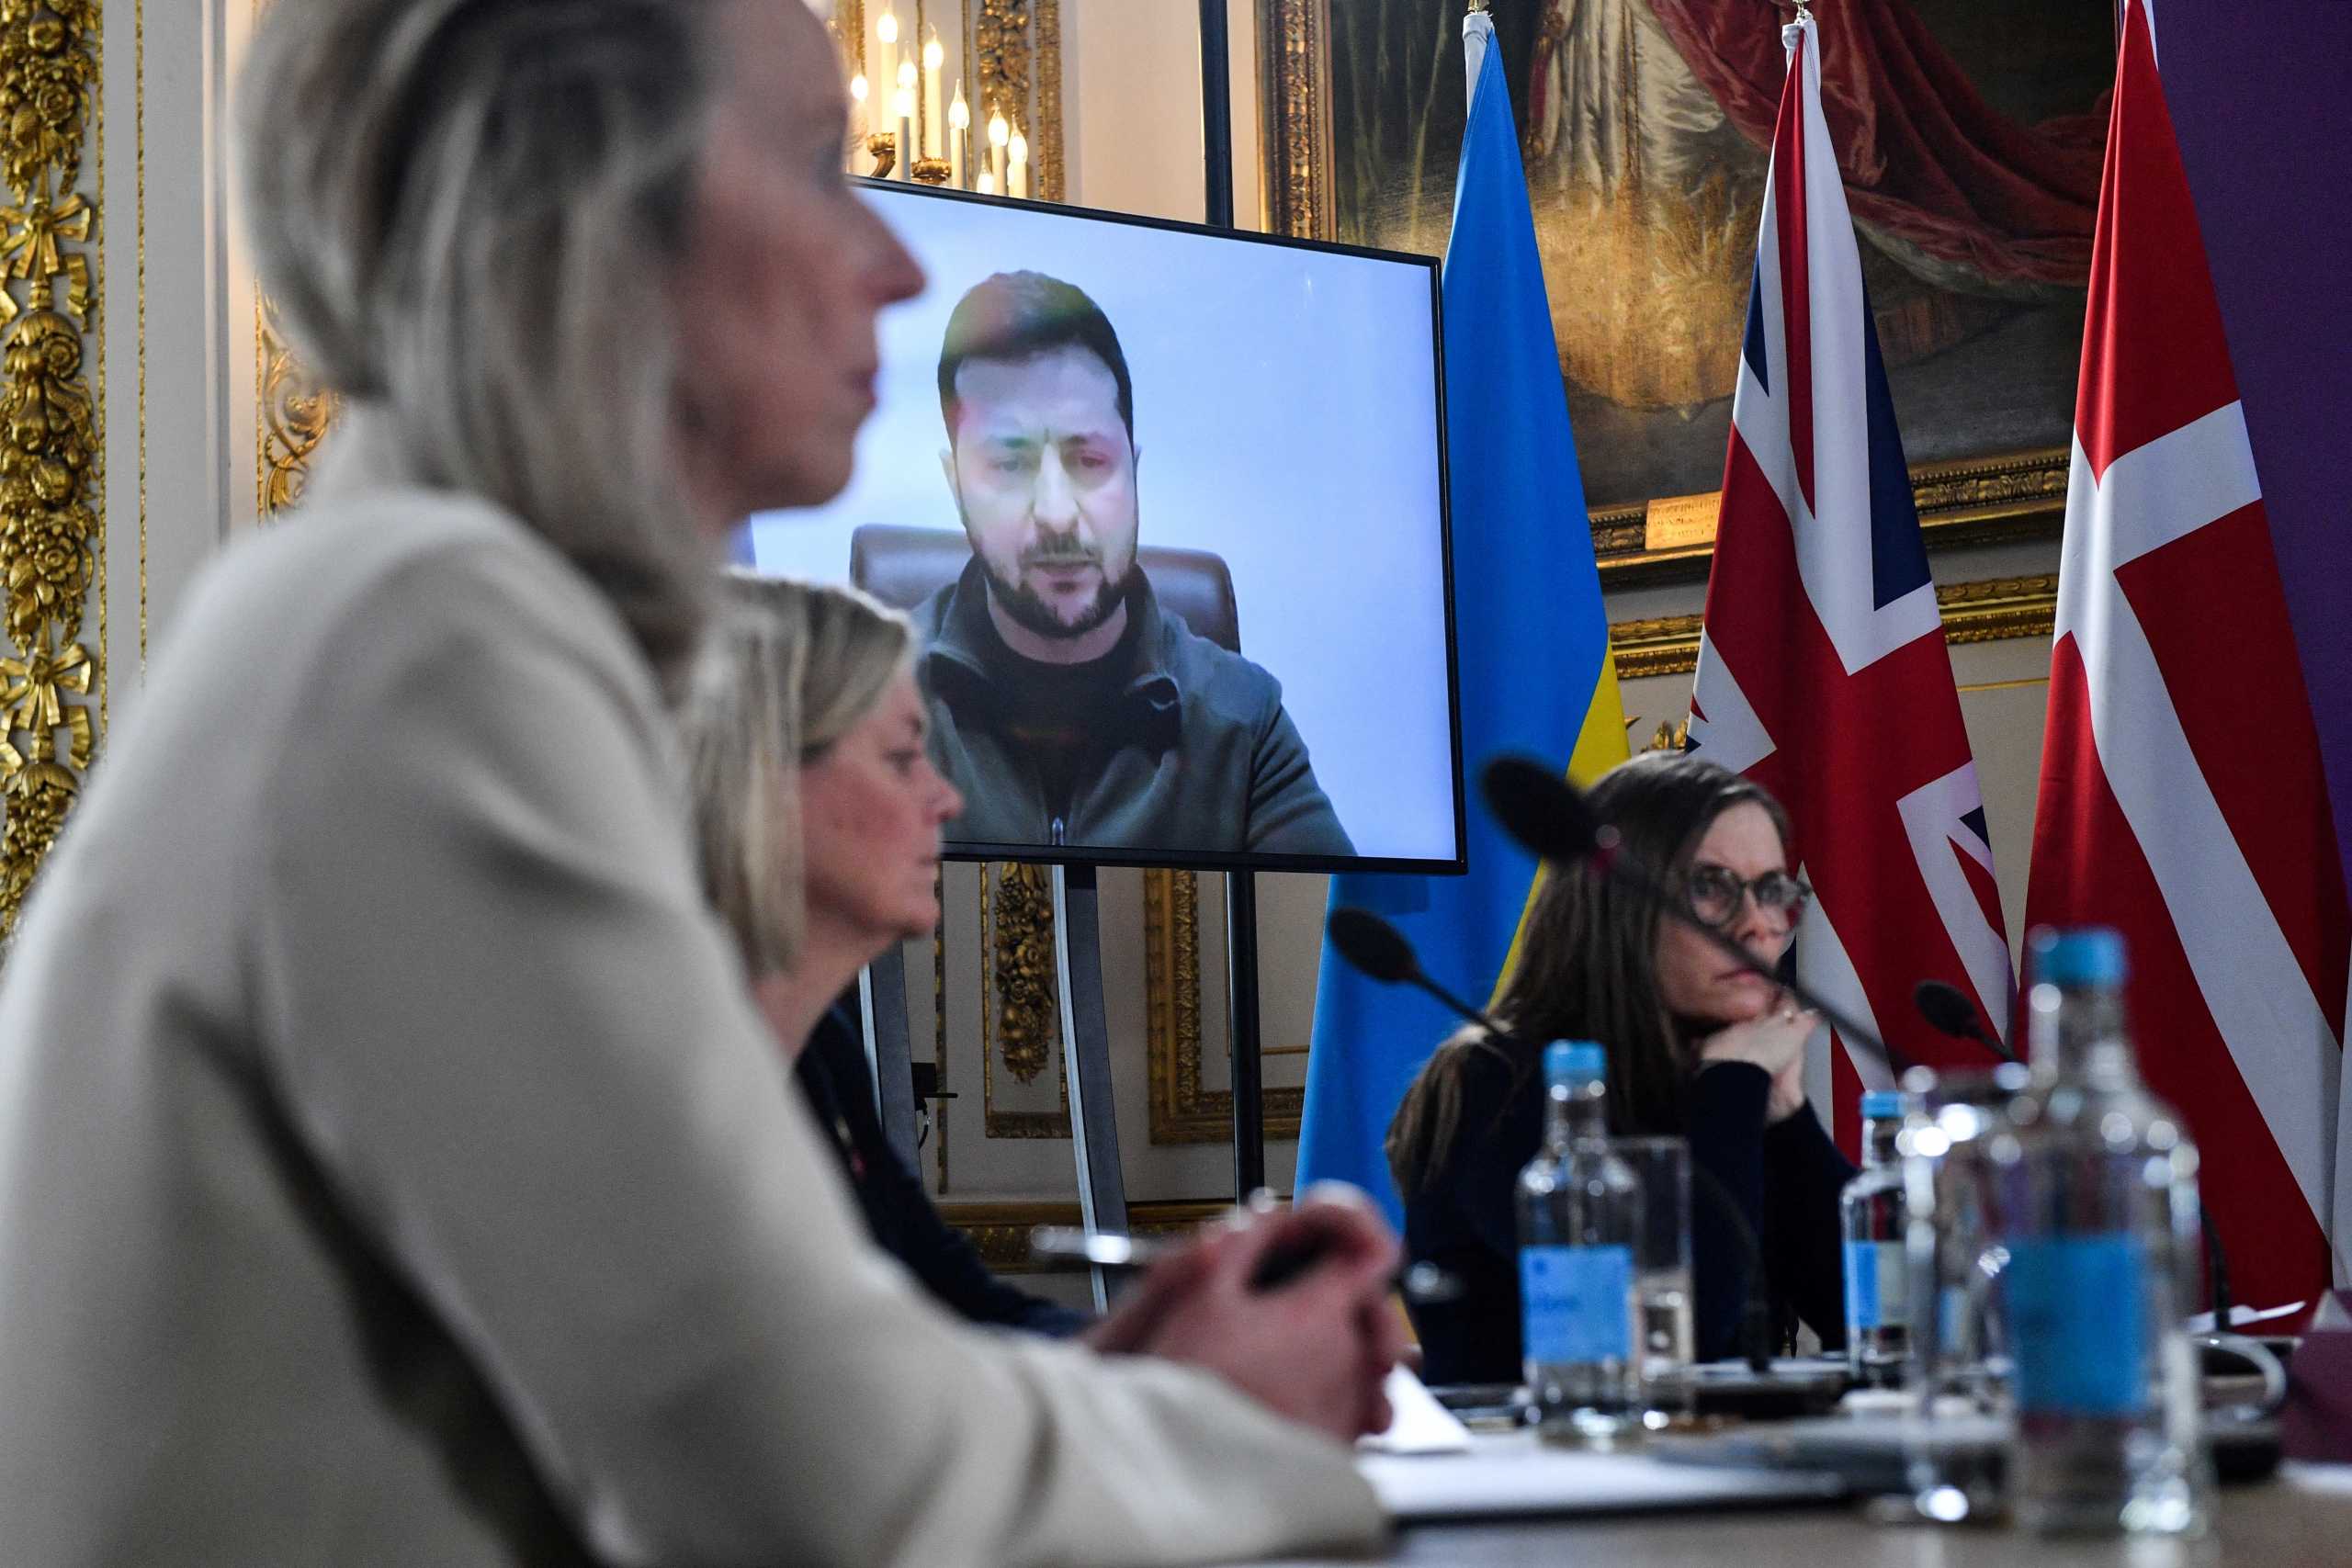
<box><xmin>2159</xmin><ymin>1</ymin><xmax>2352</xmax><ymax>908</ymax></box>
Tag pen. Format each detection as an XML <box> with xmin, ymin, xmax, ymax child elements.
<box><xmin>1027</xmin><ymin>1226</ymin><xmax>1463</xmax><ymax>1304</ymax></box>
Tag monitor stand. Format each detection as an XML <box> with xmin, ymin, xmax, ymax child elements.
<box><xmin>1050</xmin><ymin>863</ymin><xmax>1129</xmax><ymax>1311</ymax></box>
<box><xmin>862</xmin><ymin>863</ymin><xmax>1272</xmax><ymax>1313</ymax></box>
<box><xmin>859</xmin><ymin>864</ymin><xmax>1133</xmax><ymax>1312</ymax></box>
<box><xmin>1225</xmin><ymin>872</ymin><xmax>1267</xmax><ymax>1199</ymax></box>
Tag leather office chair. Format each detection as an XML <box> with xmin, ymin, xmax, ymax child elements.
<box><xmin>848</xmin><ymin>524</ymin><xmax>1243</xmax><ymax>653</ymax></box>
<box><xmin>847</xmin><ymin>524</ymin><xmax>1244</xmax><ymax>1263</ymax></box>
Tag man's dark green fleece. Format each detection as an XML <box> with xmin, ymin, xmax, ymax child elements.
<box><xmin>910</xmin><ymin>559</ymin><xmax>1354</xmax><ymax>857</ymax></box>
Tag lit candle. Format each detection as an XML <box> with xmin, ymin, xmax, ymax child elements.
<box><xmin>894</xmin><ymin>75</ymin><xmax>916</xmax><ymax>181</ymax></box>
<box><xmin>1008</xmin><ymin>128</ymin><xmax>1029</xmax><ymax>200</ymax></box>
<box><xmin>977</xmin><ymin>170</ymin><xmax>997</xmax><ymax>197</ymax></box>
<box><xmin>922</xmin><ymin>30</ymin><xmax>944</xmax><ymax>161</ymax></box>
<box><xmin>848</xmin><ymin>72</ymin><xmax>868</xmax><ymax>145</ymax></box>
<box><xmin>987</xmin><ymin>109</ymin><xmax>1009</xmax><ymax>195</ymax></box>
<box><xmin>947</xmin><ymin>84</ymin><xmax>969</xmax><ymax>189</ymax></box>
<box><xmin>874</xmin><ymin>6</ymin><xmax>899</xmax><ymax>131</ymax></box>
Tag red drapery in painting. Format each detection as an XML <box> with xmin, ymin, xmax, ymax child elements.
<box><xmin>1645</xmin><ymin>0</ymin><xmax>2105</xmax><ymax>286</ymax></box>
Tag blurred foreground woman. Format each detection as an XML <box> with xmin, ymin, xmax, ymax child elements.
<box><xmin>0</xmin><ymin>3</ymin><xmax>1396</xmax><ymax>1562</ymax></box>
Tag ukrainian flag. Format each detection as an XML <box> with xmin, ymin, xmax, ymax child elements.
<box><xmin>1295</xmin><ymin>9</ymin><xmax>1626</xmax><ymax>1226</ymax></box>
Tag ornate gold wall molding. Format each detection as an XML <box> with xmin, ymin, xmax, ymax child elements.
<box><xmin>1609</xmin><ymin>572</ymin><xmax>2059</xmax><ymax>682</ymax></box>
<box><xmin>1145</xmin><ymin>868</ymin><xmax>1302</xmax><ymax>1145</ymax></box>
<box><xmin>1258</xmin><ymin>0</ymin><xmax>1329</xmax><ymax>240</ymax></box>
<box><xmin>1592</xmin><ymin>447</ymin><xmax>2071</xmax><ymax>588</ymax></box>
<box><xmin>0</xmin><ymin>0</ymin><xmax>102</xmax><ymax>944</ymax></box>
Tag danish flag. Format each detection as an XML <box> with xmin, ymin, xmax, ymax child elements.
<box><xmin>2024</xmin><ymin>0</ymin><xmax>2346</xmax><ymax>1307</ymax></box>
<box><xmin>1689</xmin><ymin>10</ymin><xmax>2014</xmax><ymax>1141</ymax></box>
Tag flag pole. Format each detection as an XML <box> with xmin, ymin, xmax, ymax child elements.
<box><xmin>1464</xmin><ymin>3</ymin><xmax>1492</xmax><ymax>107</ymax></box>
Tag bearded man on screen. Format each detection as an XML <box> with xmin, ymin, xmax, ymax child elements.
<box><xmin>910</xmin><ymin>269</ymin><xmax>1353</xmax><ymax>858</ymax></box>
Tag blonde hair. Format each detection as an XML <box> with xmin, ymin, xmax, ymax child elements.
<box><xmin>236</xmin><ymin>0</ymin><xmax>733</xmax><ymax>678</ymax></box>
<box><xmin>679</xmin><ymin>574</ymin><xmax>914</xmax><ymax>976</ymax></box>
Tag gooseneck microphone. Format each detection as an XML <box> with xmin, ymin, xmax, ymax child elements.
<box><xmin>1326</xmin><ymin>906</ymin><xmax>1512</xmax><ymax>1039</ymax></box>
<box><xmin>1479</xmin><ymin>755</ymin><xmax>1916</xmax><ymax>1077</ymax></box>
<box><xmin>1325</xmin><ymin>905</ymin><xmax>1778</xmax><ymax>1371</ymax></box>
<box><xmin>1911</xmin><ymin>979</ymin><xmax>2020</xmax><ymax>1065</ymax></box>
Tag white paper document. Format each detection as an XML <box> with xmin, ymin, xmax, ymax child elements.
<box><xmin>2184</xmin><ymin>1300</ymin><xmax>2306</xmax><ymax>1333</ymax></box>
<box><xmin>1360</xmin><ymin>1430</ymin><xmax>1847</xmax><ymax>1521</ymax></box>
<box><xmin>1358</xmin><ymin>1366</ymin><xmax>1474</xmax><ymax>1455</ymax></box>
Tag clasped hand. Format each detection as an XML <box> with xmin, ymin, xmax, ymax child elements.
<box><xmin>1698</xmin><ymin>1000</ymin><xmax>1820</xmax><ymax>1123</ymax></box>
<box><xmin>1081</xmin><ymin>1184</ymin><xmax>1407</xmax><ymax>1441</ymax></box>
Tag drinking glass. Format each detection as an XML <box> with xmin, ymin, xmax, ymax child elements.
<box><xmin>1612</xmin><ymin>1134</ymin><xmax>1695</xmax><ymax>1425</ymax></box>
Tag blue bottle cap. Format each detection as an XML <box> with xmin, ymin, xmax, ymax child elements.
<box><xmin>1544</xmin><ymin>1040</ymin><xmax>1606</xmax><ymax>1085</ymax></box>
<box><xmin>2028</xmin><ymin>926</ymin><xmax>2127</xmax><ymax>988</ymax></box>
<box><xmin>1860</xmin><ymin>1090</ymin><xmax>1904</xmax><ymax>1121</ymax></box>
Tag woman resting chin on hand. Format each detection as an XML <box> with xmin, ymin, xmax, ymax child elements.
<box><xmin>1385</xmin><ymin>752</ymin><xmax>1856</xmax><ymax>1382</ymax></box>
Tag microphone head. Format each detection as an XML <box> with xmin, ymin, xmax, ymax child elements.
<box><xmin>1478</xmin><ymin>755</ymin><xmax>1604</xmax><ymax>865</ymax></box>
<box><xmin>1913</xmin><ymin>978</ymin><xmax>1985</xmax><ymax>1040</ymax></box>
<box><xmin>1326</xmin><ymin>907</ymin><xmax>1421</xmax><ymax>985</ymax></box>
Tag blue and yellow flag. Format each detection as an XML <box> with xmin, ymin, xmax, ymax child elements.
<box><xmin>1295</xmin><ymin>10</ymin><xmax>1626</xmax><ymax>1226</ymax></box>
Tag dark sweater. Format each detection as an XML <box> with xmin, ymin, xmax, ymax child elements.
<box><xmin>797</xmin><ymin>1009</ymin><xmax>1088</xmax><ymax>1338</ymax></box>
<box><xmin>1402</xmin><ymin>1052</ymin><xmax>1854</xmax><ymax>1384</ymax></box>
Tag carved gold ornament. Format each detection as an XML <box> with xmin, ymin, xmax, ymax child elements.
<box><xmin>0</xmin><ymin>0</ymin><xmax>95</xmax><ymax>946</ymax></box>
<box><xmin>978</xmin><ymin>861</ymin><xmax>1069</xmax><ymax>1138</ymax></box>
<box><xmin>0</xmin><ymin>2</ymin><xmax>93</xmax><ymax>199</ymax></box>
<box><xmin>257</xmin><ymin>293</ymin><xmax>335</xmax><ymax>518</ymax></box>
<box><xmin>988</xmin><ymin>859</ymin><xmax>1056</xmax><ymax>1084</ymax></box>
<box><xmin>966</xmin><ymin>0</ymin><xmax>1061</xmax><ymax>200</ymax></box>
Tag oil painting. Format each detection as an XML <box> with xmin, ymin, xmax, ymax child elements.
<box><xmin>1305</xmin><ymin>0</ymin><xmax>2113</xmax><ymax>515</ymax></box>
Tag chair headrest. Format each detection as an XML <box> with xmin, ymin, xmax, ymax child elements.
<box><xmin>848</xmin><ymin>525</ymin><xmax>1241</xmax><ymax>654</ymax></box>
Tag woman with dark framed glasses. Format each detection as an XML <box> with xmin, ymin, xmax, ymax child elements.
<box><xmin>1386</xmin><ymin>750</ymin><xmax>1855</xmax><ymax>1381</ymax></box>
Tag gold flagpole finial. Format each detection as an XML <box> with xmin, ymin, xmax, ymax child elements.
<box><xmin>1467</xmin><ymin>0</ymin><xmax>1491</xmax><ymax>15</ymax></box>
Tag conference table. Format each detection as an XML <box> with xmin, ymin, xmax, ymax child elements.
<box><xmin>1251</xmin><ymin>1459</ymin><xmax>2352</xmax><ymax>1565</ymax></box>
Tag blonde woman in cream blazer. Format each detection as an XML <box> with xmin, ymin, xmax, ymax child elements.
<box><xmin>0</xmin><ymin>1</ymin><xmax>1397</xmax><ymax>1562</ymax></box>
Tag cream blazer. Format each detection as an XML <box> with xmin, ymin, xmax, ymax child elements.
<box><xmin>0</xmin><ymin>446</ymin><xmax>1382</xmax><ymax>1566</ymax></box>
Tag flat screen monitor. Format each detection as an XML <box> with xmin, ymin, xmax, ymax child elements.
<box><xmin>741</xmin><ymin>180</ymin><xmax>1460</xmax><ymax>874</ymax></box>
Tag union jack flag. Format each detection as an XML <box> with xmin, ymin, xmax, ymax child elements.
<box><xmin>1689</xmin><ymin>10</ymin><xmax>2014</xmax><ymax>1139</ymax></box>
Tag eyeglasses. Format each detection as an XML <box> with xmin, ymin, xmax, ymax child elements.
<box><xmin>1682</xmin><ymin>863</ymin><xmax>1811</xmax><ymax>930</ymax></box>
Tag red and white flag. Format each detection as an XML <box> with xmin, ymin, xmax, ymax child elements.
<box><xmin>1690</xmin><ymin>10</ymin><xmax>2015</xmax><ymax>1143</ymax></box>
<box><xmin>2025</xmin><ymin>0</ymin><xmax>2348</xmax><ymax>1306</ymax></box>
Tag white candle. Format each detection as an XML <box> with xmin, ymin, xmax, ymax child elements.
<box><xmin>977</xmin><ymin>170</ymin><xmax>997</xmax><ymax>197</ymax></box>
<box><xmin>1008</xmin><ymin>128</ymin><xmax>1029</xmax><ymax>200</ymax></box>
<box><xmin>848</xmin><ymin>72</ymin><xmax>868</xmax><ymax>145</ymax></box>
<box><xmin>947</xmin><ymin>85</ymin><xmax>969</xmax><ymax>188</ymax></box>
<box><xmin>894</xmin><ymin>80</ymin><xmax>915</xmax><ymax>180</ymax></box>
<box><xmin>922</xmin><ymin>31</ymin><xmax>944</xmax><ymax>161</ymax></box>
<box><xmin>987</xmin><ymin>109</ymin><xmax>1009</xmax><ymax>195</ymax></box>
<box><xmin>874</xmin><ymin>6</ymin><xmax>899</xmax><ymax>133</ymax></box>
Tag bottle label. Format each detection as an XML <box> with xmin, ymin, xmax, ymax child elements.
<box><xmin>2004</xmin><ymin>1234</ymin><xmax>2149</xmax><ymax>1416</ymax></box>
<box><xmin>1843</xmin><ymin>1239</ymin><xmax>1907</xmax><ymax>1330</ymax></box>
<box><xmin>1520</xmin><ymin>1245</ymin><xmax>1633</xmax><ymax>1364</ymax></box>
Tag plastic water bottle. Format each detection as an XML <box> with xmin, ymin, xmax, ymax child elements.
<box><xmin>1517</xmin><ymin>1041</ymin><xmax>1643</xmax><ymax>1444</ymax></box>
<box><xmin>1840</xmin><ymin>1089</ymin><xmax>1911</xmax><ymax>1387</ymax></box>
<box><xmin>1989</xmin><ymin>928</ymin><xmax>2209</xmax><ymax>1536</ymax></box>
